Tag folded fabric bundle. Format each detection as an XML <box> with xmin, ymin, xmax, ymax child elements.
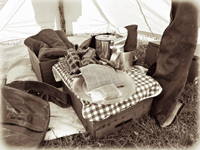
<box><xmin>65</xmin><ymin>48</ymin><xmax>81</xmax><ymax>74</ymax></box>
<box><xmin>80</xmin><ymin>57</ymin><xmax>96</xmax><ymax>67</ymax></box>
<box><xmin>55</xmin><ymin>30</ymin><xmax>75</xmax><ymax>49</ymax></box>
<box><xmin>55</xmin><ymin>57</ymin><xmax>80</xmax><ymax>82</ymax></box>
<box><xmin>79</xmin><ymin>47</ymin><xmax>96</xmax><ymax>66</ymax></box>
<box><xmin>80</xmin><ymin>64</ymin><xmax>125</xmax><ymax>91</ymax></box>
<box><xmin>38</xmin><ymin>47</ymin><xmax>68</xmax><ymax>62</ymax></box>
<box><xmin>24</xmin><ymin>29</ymin><xmax>74</xmax><ymax>62</ymax></box>
<box><xmin>88</xmin><ymin>84</ymin><xmax>122</xmax><ymax>103</ymax></box>
<box><xmin>58</xmin><ymin>47</ymin><xmax>98</xmax><ymax>76</ymax></box>
<box><xmin>58</xmin><ymin>57</ymin><xmax>71</xmax><ymax>72</ymax></box>
<box><xmin>77</xmin><ymin>47</ymin><xmax>104</xmax><ymax>66</ymax></box>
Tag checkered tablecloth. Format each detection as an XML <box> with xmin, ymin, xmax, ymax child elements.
<box><xmin>53</xmin><ymin>63</ymin><xmax>162</xmax><ymax>122</ymax></box>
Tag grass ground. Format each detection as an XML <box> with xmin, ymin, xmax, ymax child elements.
<box><xmin>41</xmin><ymin>35</ymin><xmax>200</xmax><ymax>150</ymax></box>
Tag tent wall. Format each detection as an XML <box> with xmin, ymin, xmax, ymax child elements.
<box><xmin>62</xmin><ymin>0</ymin><xmax>82</xmax><ymax>35</ymax></box>
<box><xmin>0</xmin><ymin>0</ymin><xmax>199</xmax><ymax>42</ymax></box>
<box><xmin>0</xmin><ymin>0</ymin><xmax>7</xmax><ymax>10</ymax></box>
<box><xmin>70</xmin><ymin>0</ymin><xmax>171</xmax><ymax>38</ymax></box>
<box><xmin>0</xmin><ymin>0</ymin><xmax>61</xmax><ymax>42</ymax></box>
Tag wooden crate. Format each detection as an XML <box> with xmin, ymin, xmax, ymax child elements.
<box><xmin>145</xmin><ymin>41</ymin><xmax>200</xmax><ymax>83</ymax></box>
<box><xmin>28</xmin><ymin>48</ymin><xmax>62</xmax><ymax>87</ymax></box>
<box><xmin>62</xmin><ymin>82</ymin><xmax>153</xmax><ymax>139</ymax></box>
<box><xmin>145</xmin><ymin>41</ymin><xmax>160</xmax><ymax>67</ymax></box>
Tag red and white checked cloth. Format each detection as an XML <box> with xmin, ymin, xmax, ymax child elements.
<box><xmin>53</xmin><ymin>63</ymin><xmax>162</xmax><ymax>122</ymax></box>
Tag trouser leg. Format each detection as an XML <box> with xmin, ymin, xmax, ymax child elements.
<box><xmin>150</xmin><ymin>1</ymin><xmax>199</xmax><ymax>127</ymax></box>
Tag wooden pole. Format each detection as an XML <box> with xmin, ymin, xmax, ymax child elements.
<box><xmin>58</xmin><ymin>0</ymin><xmax>66</xmax><ymax>33</ymax></box>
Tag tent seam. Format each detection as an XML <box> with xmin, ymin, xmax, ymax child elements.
<box><xmin>135</xmin><ymin>0</ymin><xmax>155</xmax><ymax>37</ymax></box>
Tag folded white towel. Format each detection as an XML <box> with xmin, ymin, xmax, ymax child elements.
<box><xmin>88</xmin><ymin>84</ymin><xmax>122</xmax><ymax>103</ymax></box>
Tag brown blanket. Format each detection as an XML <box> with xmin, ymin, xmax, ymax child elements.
<box><xmin>24</xmin><ymin>29</ymin><xmax>74</xmax><ymax>62</ymax></box>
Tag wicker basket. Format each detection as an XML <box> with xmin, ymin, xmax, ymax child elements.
<box><xmin>28</xmin><ymin>48</ymin><xmax>62</xmax><ymax>87</ymax></box>
<box><xmin>62</xmin><ymin>82</ymin><xmax>153</xmax><ymax>139</ymax></box>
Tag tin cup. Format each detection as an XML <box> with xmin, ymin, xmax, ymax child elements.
<box><xmin>110</xmin><ymin>51</ymin><xmax>137</xmax><ymax>70</ymax></box>
<box><xmin>95</xmin><ymin>35</ymin><xmax>115</xmax><ymax>60</ymax></box>
<box><xmin>119</xmin><ymin>51</ymin><xmax>136</xmax><ymax>70</ymax></box>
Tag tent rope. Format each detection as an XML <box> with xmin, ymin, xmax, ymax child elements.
<box><xmin>135</xmin><ymin>0</ymin><xmax>155</xmax><ymax>37</ymax></box>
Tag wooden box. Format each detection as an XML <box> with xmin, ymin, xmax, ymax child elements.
<box><xmin>145</xmin><ymin>41</ymin><xmax>200</xmax><ymax>83</ymax></box>
<box><xmin>28</xmin><ymin>48</ymin><xmax>62</xmax><ymax>87</ymax></box>
<box><xmin>62</xmin><ymin>82</ymin><xmax>153</xmax><ymax>139</ymax></box>
<box><xmin>145</xmin><ymin>41</ymin><xmax>160</xmax><ymax>68</ymax></box>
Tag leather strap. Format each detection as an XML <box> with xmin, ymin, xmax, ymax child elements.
<box><xmin>5</xmin><ymin>81</ymin><xmax>71</xmax><ymax>108</ymax></box>
<box><xmin>3</xmin><ymin>118</ymin><xmax>44</xmax><ymax>132</ymax></box>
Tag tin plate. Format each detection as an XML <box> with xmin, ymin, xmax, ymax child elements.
<box><xmin>71</xmin><ymin>70</ymin><xmax>136</xmax><ymax>104</ymax></box>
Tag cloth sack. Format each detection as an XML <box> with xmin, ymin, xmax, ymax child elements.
<box><xmin>1</xmin><ymin>81</ymin><xmax>71</xmax><ymax>148</ymax></box>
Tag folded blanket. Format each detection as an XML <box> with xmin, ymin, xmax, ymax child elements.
<box><xmin>24</xmin><ymin>29</ymin><xmax>74</xmax><ymax>62</ymax></box>
<box><xmin>38</xmin><ymin>47</ymin><xmax>68</xmax><ymax>62</ymax></box>
<box><xmin>80</xmin><ymin>64</ymin><xmax>125</xmax><ymax>91</ymax></box>
<box><xmin>55</xmin><ymin>30</ymin><xmax>74</xmax><ymax>49</ymax></box>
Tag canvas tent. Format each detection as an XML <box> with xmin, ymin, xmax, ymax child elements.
<box><xmin>0</xmin><ymin>0</ymin><xmax>176</xmax><ymax>85</ymax></box>
<box><xmin>1</xmin><ymin>0</ymin><xmax>200</xmax><ymax>41</ymax></box>
<box><xmin>0</xmin><ymin>0</ymin><xmax>199</xmax><ymax>140</ymax></box>
<box><xmin>0</xmin><ymin>0</ymin><xmax>172</xmax><ymax>42</ymax></box>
